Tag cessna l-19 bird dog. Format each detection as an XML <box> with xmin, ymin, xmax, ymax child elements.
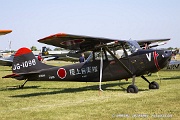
<box><xmin>3</xmin><ymin>33</ymin><xmax>172</xmax><ymax>93</ymax></box>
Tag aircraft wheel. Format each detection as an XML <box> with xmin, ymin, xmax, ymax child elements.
<box><xmin>149</xmin><ymin>81</ymin><xmax>159</xmax><ymax>89</ymax></box>
<box><xmin>127</xmin><ymin>85</ymin><xmax>138</xmax><ymax>93</ymax></box>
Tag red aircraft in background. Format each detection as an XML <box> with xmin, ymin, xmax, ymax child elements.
<box><xmin>0</xmin><ymin>30</ymin><xmax>12</xmax><ymax>35</ymax></box>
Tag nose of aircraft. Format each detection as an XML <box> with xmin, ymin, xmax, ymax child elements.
<box><xmin>160</xmin><ymin>50</ymin><xmax>172</xmax><ymax>69</ymax></box>
<box><xmin>162</xmin><ymin>50</ymin><xmax>172</xmax><ymax>59</ymax></box>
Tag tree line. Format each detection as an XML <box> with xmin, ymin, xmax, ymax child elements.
<box><xmin>30</xmin><ymin>46</ymin><xmax>65</xmax><ymax>51</ymax></box>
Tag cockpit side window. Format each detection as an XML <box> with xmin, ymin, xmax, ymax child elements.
<box><xmin>94</xmin><ymin>49</ymin><xmax>107</xmax><ymax>61</ymax></box>
<box><xmin>85</xmin><ymin>49</ymin><xmax>109</xmax><ymax>63</ymax></box>
<box><xmin>85</xmin><ymin>40</ymin><xmax>141</xmax><ymax>62</ymax></box>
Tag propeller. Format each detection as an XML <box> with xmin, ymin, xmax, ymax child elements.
<box><xmin>99</xmin><ymin>47</ymin><xmax>103</xmax><ymax>91</ymax></box>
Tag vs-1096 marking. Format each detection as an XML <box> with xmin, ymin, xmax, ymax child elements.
<box><xmin>13</xmin><ymin>59</ymin><xmax>36</xmax><ymax>70</ymax></box>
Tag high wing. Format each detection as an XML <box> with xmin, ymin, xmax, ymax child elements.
<box><xmin>38</xmin><ymin>33</ymin><xmax>170</xmax><ymax>50</ymax></box>
<box><xmin>137</xmin><ymin>39</ymin><xmax>170</xmax><ymax>48</ymax></box>
<box><xmin>0</xmin><ymin>30</ymin><xmax>12</xmax><ymax>35</ymax></box>
<box><xmin>38</xmin><ymin>33</ymin><xmax>126</xmax><ymax>51</ymax></box>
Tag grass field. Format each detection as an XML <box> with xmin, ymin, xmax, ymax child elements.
<box><xmin>0</xmin><ymin>61</ymin><xmax>180</xmax><ymax>120</ymax></box>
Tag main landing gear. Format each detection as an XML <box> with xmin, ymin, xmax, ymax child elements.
<box><xmin>127</xmin><ymin>75</ymin><xmax>159</xmax><ymax>93</ymax></box>
<box><xmin>141</xmin><ymin>75</ymin><xmax>159</xmax><ymax>89</ymax></box>
<box><xmin>127</xmin><ymin>75</ymin><xmax>138</xmax><ymax>93</ymax></box>
<box><xmin>127</xmin><ymin>84</ymin><xmax>138</xmax><ymax>93</ymax></box>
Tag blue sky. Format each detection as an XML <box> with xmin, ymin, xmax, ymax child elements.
<box><xmin>1</xmin><ymin>0</ymin><xmax>180</xmax><ymax>50</ymax></box>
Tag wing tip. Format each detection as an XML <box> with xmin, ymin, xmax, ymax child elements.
<box><xmin>38</xmin><ymin>33</ymin><xmax>67</xmax><ymax>42</ymax></box>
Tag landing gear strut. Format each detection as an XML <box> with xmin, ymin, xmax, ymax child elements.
<box><xmin>18</xmin><ymin>79</ymin><xmax>28</xmax><ymax>89</ymax></box>
<box><xmin>141</xmin><ymin>75</ymin><xmax>159</xmax><ymax>89</ymax></box>
<box><xmin>127</xmin><ymin>75</ymin><xmax>138</xmax><ymax>93</ymax></box>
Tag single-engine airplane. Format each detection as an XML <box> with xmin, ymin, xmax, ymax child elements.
<box><xmin>2</xmin><ymin>33</ymin><xmax>172</xmax><ymax>93</ymax></box>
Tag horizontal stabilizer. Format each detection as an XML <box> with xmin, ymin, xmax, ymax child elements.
<box><xmin>2</xmin><ymin>73</ymin><xmax>20</xmax><ymax>78</ymax></box>
<box><xmin>2</xmin><ymin>70</ymin><xmax>41</xmax><ymax>81</ymax></box>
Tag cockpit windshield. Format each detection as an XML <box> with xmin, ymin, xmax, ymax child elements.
<box><xmin>115</xmin><ymin>40</ymin><xmax>141</xmax><ymax>57</ymax></box>
<box><xmin>127</xmin><ymin>40</ymin><xmax>141</xmax><ymax>53</ymax></box>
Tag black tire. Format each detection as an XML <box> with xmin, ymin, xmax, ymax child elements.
<box><xmin>127</xmin><ymin>85</ymin><xmax>138</xmax><ymax>93</ymax></box>
<box><xmin>149</xmin><ymin>81</ymin><xmax>159</xmax><ymax>89</ymax></box>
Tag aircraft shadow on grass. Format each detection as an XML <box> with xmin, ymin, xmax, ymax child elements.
<box><xmin>160</xmin><ymin>76</ymin><xmax>180</xmax><ymax>80</ymax></box>
<box><xmin>0</xmin><ymin>86</ymin><xmax>40</xmax><ymax>91</ymax></box>
<box><xmin>0</xmin><ymin>69</ymin><xmax>12</xmax><ymax>71</ymax></box>
<box><xmin>9</xmin><ymin>82</ymin><xmax>148</xmax><ymax>98</ymax></box>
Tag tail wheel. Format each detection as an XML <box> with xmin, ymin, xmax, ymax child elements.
<box><xmin>127</xmin><ymin>85</ymin><xmax>138</xmax><ymax>93</ymax></box>
<box><xmin>149</xmin><ymin>81</ymin><xmax>159</xmax><ymax>89</ymax></box>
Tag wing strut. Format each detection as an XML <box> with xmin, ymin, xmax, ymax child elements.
<box><xmin>99</xmin><ymin>47</ymin><xmax>103</xmax><ymax>91</ymax></box>
<box><xmin>103</xmin><ymin>46</ymin><xmax>133</xmax><ymax>75</ymax></box>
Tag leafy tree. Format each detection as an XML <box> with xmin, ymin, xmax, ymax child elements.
<box><xmin>167</xmin><ymin>47</ymin><xmax>173</xmax><ymax>50</ymax></box>
<box><xmin>175</xmin><ymin>48</ymin><xmax>179</xmax><ymax>54</ymax></box>
<box><xmin>54</xmin><ymin>47</ymin><xmax>63</xmax><ymax>51</ymax></box>
<box><xmin>46</xmin><ymin>47</ymin><xmax>52</xmax><ymax>51</ymax></box>
<box><xmin>30</xmin><ymin>46</ymin><xmax>37</xmax><ymax>51</ymax></box>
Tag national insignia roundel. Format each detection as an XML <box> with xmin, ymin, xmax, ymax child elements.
<box><xmin>57</xmin><ymin>68</ymin><xmax>67</xmax><ymax>79</ymax></box>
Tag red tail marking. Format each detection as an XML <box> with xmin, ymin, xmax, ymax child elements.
<box><xmin>14</xmin><ymin>47</ymin><xmax>32</xmax><ymax>57</ymax></box>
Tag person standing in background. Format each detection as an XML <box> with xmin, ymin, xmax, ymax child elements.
<box><xmin>79</xmin><ymin>53</ymin><xmax>85</xmax><ymax>63</ymax></box>
<box><xmin>38</xmin><ymin>53</ymin><xmax>43</xmax><ymax>62</ymax></box>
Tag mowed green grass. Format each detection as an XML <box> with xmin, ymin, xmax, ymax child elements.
<box><xmin>0</xmin><ymin>61</ymin><xmax>179</xmax><ymax>120</ymax></box>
